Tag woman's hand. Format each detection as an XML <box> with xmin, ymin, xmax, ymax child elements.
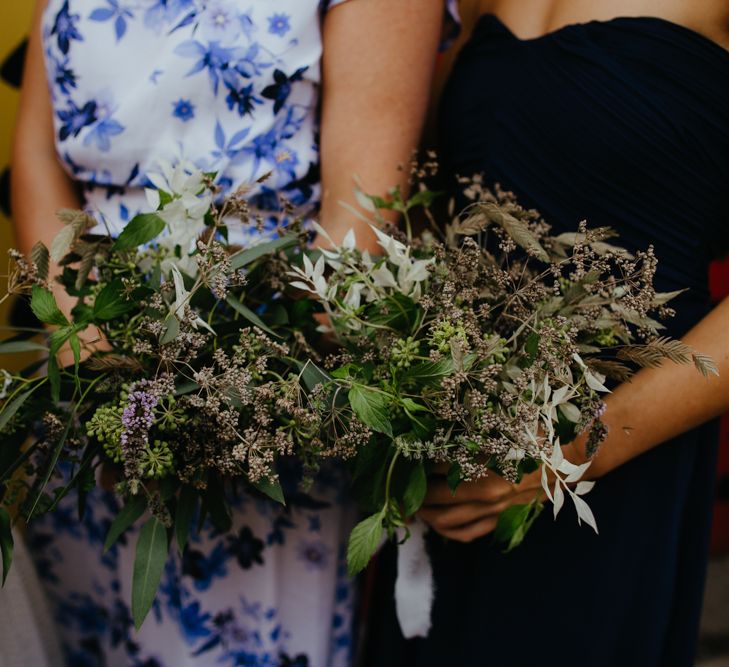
<box><xmin>418</xmin><ymin>465</ymin><xmax>544</xmax><ymax>543</ymax></box>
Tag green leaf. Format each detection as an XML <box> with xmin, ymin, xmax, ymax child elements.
<box><xmin>406</xmin><ymin>189</ymin><xmax>442</xmax><ymax>210</ymax></box>
<box><xmin>229</xmin><ymin>234</ymin><xmax>298</xmax><ymax>270</ymax></box>
<box><xmin>523</xmin><ymin>332</ymin><xmax>539</xmax><ymax>367</ymax></box>
<box><xmin>402</xmin><ymin>463</ymin><xmax>427</xmax><ymax>516</ymax></box>
<box><xmin>0</xmin><ymin>507</ymin><xmax>13</xmax><ymax>586</ymax></box>
<box><xmin>28</xmin><ymin>407</ymin><xmax>73</xmax><ymax>517</ymax></box>
<box><xmin>0</xmin><ymin>340</ymin><xmax>48</xmax><ymax>354</ymax></box>
<box><xmin>225</xmin><ymin>296</ymin><xmax>279</xmax><ymax>337</ymax></box>
<box><xmin>0</xmin><ymin>387</ymin><xmax>37</xmax><ymax>432</ymax></box>
<box><xmin>104</xmin><ymin>495</ymin><xmax>147</xmax><ymax>552</ymax></box>
<box><xmin>402</xmin><ymin>357</ymin><xmax>455</xmax><ymax>387</ymax></box>
<box><xmin>494</xmin><ymin>499</ymin><xmax>544</xmax><ymax>552</ymax></box>
<box><xmin>113</xmin><ymin>213</ymin><xmax>166</xmax><ymax>252</ymax></box>
<box><xmin>175</xmin><ymin>486</ymin><xmax>198</xmax><ymax>554</ymax></box>
<box><xmin>69</xmin><ymin>334</ymin><xmax>81</xmax><ymax>376</ymax></box>
<box><xmin>347</xmin><ymin>511</ymin><xmax>384</xmax><ymax>576</ymax></box>
<box><xmin>47</xmin><ymin>357</ymin><xmax>61</xmax><ymax>404</ymax></box>
<box><xmin>296</xmin><ymin>360</ymin><xmax>333</xmax><ymax>392</ymax></box>
<box><xmin>160</xmin><ymin>313</ymin><xmax>180</xmax><ymax>345</ymax></box>
<box><xmin>132</xmin><ymin>517</ymin><xmax>169</xmax><ymax>629</ymax></box>
<box><xmin>30</xmin><ymin>286</ymin><xmax>68</xmax><ymax>326</ymax></box>
<box><xmin>253</xmin><ymin>477</ymin><xmax>286</xmax><ymax>505</ymax></box>
<box><xmin>348</xmin><ymin>385</ymin><xmax>393</xmax><ymax>436</ymax></box>
<box><xmin>446</xmin><ymin>463</ymin><xmax>463</xmax><ymax>494</ymax></box>
<box><xmin>48</xmin><ymin>326</ymin><xmax>74</xmax><ymax>357</ymax></box>
<box><xmin>93</xmin><ymin>281</ymin><xmax>133</xmax><ymax>321</ymax></box>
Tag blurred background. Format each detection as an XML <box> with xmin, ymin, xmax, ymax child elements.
<box><xmin>1</xmin><ymin>1</ymin><xmax>728</xmax><ymax>664</ymax></box>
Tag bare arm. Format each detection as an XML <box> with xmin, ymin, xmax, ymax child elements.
<box><xmin>420</xmin><ymin>298</ymin><xmax>729</xmax><ymax>542</ymax></box>
<box><xmin>12</xmin><ymin>0</ymin><xmax>81</xmax><ymax>292</ymax></box>
<box><xmin>318</xmin><ymin>0</ymin><xmax>444</xmax><ymax>252</ymax></box>
<box><xmin>569</xmin><ymin>296</ymin><xmax>729</xmax><ymax>477</ymax></box>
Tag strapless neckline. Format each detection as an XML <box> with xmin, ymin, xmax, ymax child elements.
<box><xmin>479</xmin><ymin>12</ymin><xmax>729</xmax><ymax>60</ymax></box>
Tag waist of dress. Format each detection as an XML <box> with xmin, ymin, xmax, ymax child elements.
<box><xmin>82</xmin><ymin>185</ymin><xmax>317</xmax><ymax>246</ymax></box>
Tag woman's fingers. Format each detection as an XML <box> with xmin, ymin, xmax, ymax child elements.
<box><xmin>436</xmin><ymin>516</ymin><xmax>499</xmax><ymax>543</ymax></box>
<box><xmin>424</xmin><ymin>473</ymin><xmax>514</xmax><ymax>505</ymax></box>
<box><xmin>418</xmin><ymin>501</ymin><xmax>501</xmax><ymax>531</ymax></box>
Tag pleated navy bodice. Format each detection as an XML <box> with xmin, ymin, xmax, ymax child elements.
<box><xmin>442</xmin><ymin>14</ymin><xmax>729</xmax><ymax>334</ymax></box>
<box><xmin>365</xmin><ymin>15</ymin><xmax>729</xmax><ymax>667</ymax></box>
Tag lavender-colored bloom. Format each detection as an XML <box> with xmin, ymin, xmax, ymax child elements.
<box><xmin>120</xmin><ymin>384</ymin><xmax>159</xmax><ymax>480</ymax></box>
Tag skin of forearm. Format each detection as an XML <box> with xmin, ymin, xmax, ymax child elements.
<box><xmin>12</xmin><ymin>0</ymin><xmax>81</xmax><ymax>314</ymax></box>
<box><xmin>318</xmin><ymin>0</ymin><xmax>443</xmax><ymax>253</ymax></box>
<box><xmin>566</xmin><ymin>296</ymin><xmax>729</xmax><ymax>479</ymax></box>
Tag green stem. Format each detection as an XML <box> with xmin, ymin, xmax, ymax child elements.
<box><xmin>383</xmin><ymin>448</ymin><xmax>401</xmax><ymax>509</ymax></box>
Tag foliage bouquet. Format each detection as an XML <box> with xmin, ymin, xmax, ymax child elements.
<box><xmin>287</xmin><ymin>177</ymin><xmax>716</xmax><ymax>579</ymax></box>
<box><xmin>0</xmin><ymin>164</ymin><xmax>325</xmax><ymax>627</ymax></box>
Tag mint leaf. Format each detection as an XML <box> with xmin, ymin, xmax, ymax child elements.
<box><xmin>402</xmin><ymin>463</ymin><xmax>427</xmax><ymax>516</ymax></box>
<box><xmin>31</xmin><ymin>286</ymin><xmax>68</xmax><ymax>326</ymax></box>
<box><xmin>348</xmin><ymin>385</ymin><xmax>393</xmax><ymax>436</ymax></box>
<box><xmin>93</xmin><ymin>281</ymin><xmax>133</xmax><ymax>321</ymax></box>
<box><xmin>347</xmin><ymin>512</ymin><xmax>384</xmax><ymax>575</ymax></box>
<box><xmin>113</xmin><ymin>213</ymin><xmax>166</xmax><ymax>251</ymax></box>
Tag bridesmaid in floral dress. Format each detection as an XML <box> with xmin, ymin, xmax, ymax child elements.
<box><xmin>11</xmin><ymin>1</ymin><xmax>456</xmax><ymax>665</ymax></box>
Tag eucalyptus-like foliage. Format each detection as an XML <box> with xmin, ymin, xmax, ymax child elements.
<box><xmin>288</xmin><ymin>174</ymin><xmax>715</xmax><ymax>574</ymax></box>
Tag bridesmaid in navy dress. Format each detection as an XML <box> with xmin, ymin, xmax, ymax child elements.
<box><xmin>365</xmin><ymin>1</ymin><xmax>729</xmax><ymax>665</ymax></box>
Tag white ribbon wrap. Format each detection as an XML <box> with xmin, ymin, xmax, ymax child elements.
<box><xmin>394</xmin><ymin>518</ymin><xmax>434</xmax><ymax>638</ymax></box>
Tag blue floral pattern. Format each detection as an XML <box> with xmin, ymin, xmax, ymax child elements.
<box><xmin>36</xmin><ymin>1</ymin><xmax>366</xmax><ymax>665</ymax></box>
<box><xmin>40</xmin><ymin>0</ymin><xmax>363</xmax><ymax>240</ymax></box>
<box><xmin>30</xmin><ymin>467</ymin><xmax>356</xmax><ymax>667</ymax></box>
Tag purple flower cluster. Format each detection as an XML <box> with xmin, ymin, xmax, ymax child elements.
<box><xmin>120</xmin><ymin>383</ymin><xmax>159</xmax><ymax>482</ymax></box>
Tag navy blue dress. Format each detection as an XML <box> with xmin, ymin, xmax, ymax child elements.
<box><xmin>364</xmin><ymin>15</ymin><xmax>729</xmax><ymax>667</ymax></box>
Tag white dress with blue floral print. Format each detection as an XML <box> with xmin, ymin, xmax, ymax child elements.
<box><xmin>33</xmin><ymin>1</ymin><xmax>363</xmax><ymax>666</ymax></box>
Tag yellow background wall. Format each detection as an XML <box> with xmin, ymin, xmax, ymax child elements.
<box><xmin>1</xmin><ymin>2</ymin><xmax>35</xmax><ymax>327</ymax></box>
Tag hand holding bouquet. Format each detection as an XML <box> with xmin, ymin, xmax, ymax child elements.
<box><xmin>0</xmin><ymin>165</ymin><xmax>324</xmax><ymax>627</ymax></box>
<box><xmin>287</xmin><ymin>177</ymin><xmax>717</xmax><ymax>578</ymax></box>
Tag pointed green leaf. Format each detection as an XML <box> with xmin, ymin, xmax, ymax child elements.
<box><xmin>402</xmin><ymin>463</ymin><xmax>427</xmax><ymax>516</ymax></box>
<box><xmin>347</xmin><ymin>511</ymin><xmax>384</xmax><ymax>576</ymax></box>
<box><xmin>31</xmin><ymin>286</ymin><xmax>68</xmax><ymax>327</ymax></box>
<box><xmin>225</xmin><ymin>296</ymin><xmax>279</xmax><ymax>337</ymax></box>
<box><xmin>0</xmin><ymin>340</ymin><xmax>48</xmax><ymax>354</ymax></box>
<box><xmin>113</xmin><ymin>213</ymin><xmax>166</xmax><ymax>252</ymax></box>
<box><xmin>253</xmin><ymin>477</ymin><xmax>286</xmax><ymax>505</ymax></box>
<box><xmin>160</xmin><ymin>313</ymin><xmax>180</xmax><ymax>345</ymax></box>
<box><xmin>132</xmin><ymin>517</ymin><xmax>169</xmax><ymax>629</ymax></box>
<box><xmin>296</xmin><ymin>359</ymin><xmax>333</xmax><ymax>392</ymax></box>
<box><xmin>104</xmin><ymin>495</ymin><xmax>147</xmax><ymax>552</ymax></box>
<box><xmin>348</xmin><ymin>385</ymin><xmax>393</xmax><ymax>436</ymax></box>
<box><xmin>0</xmin><ymin>387</ymin><xmax>37</xmax><ymax>432</ymax></box>
<box><xmin>93</xmin><ymin>281</ymin><xmax>133</xmax><ymax>321</ymax></box>
<box><xmin>229</xmin><ymin>234</ymin><xmax>299</xmax><ymax>270</ymax></box>
<box><xmin>494</xmin><ymin>499</ymin><xmax>544</xmax><ymax>552</ymax></box>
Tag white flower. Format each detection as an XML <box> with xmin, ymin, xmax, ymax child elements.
<box><xmin>370</xmin><ymin>225</ymin><xmax>408</xmax><ymax>262</ymax></box>
<box><xmin>371</xmin><ymin>265</ymin><xmax>398</xmax><ymax>289</ymax></box>
<box><xmin>343</xmin><ymin>282</ymin><xmax>365</xmax><ymax>309</ymax></box>
<box><xmin>146</xmin><ymin>161</ymin><xmax>213</xmax><ymax>276</ymax></box>
<box><xmin>289</xmin><ymin>254</ymin><xmax>329</xmax><ymax>300</ymax></box>
<box><xmin>169</xmin><ymin>265</ymin><xmax>215</xmax><ymax>335</ymax></box>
